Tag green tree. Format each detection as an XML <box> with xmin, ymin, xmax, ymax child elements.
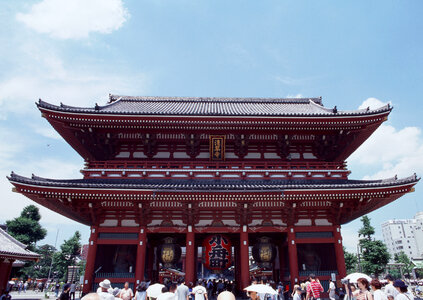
<box><xmin>394</xmin><ymin>251</ymin><xmax>414</xmax><ymax>277</ymax></box>
<box><xmin>53</xmin><ymin>231</ymin><xmax>82</xmax><ymax>281</ymax></box>
<box><xmin>20</xmin><ymin>244</ymin><xmax>56</xmax><ymax>279</ymax></box>
<box><xmin>344</xmin><ymin>247</ymin><xmax>358</xmax><ymax>274</ymax></box>
<box><xmin>6</xmin><ymin>205</ymin><xmax>47</xmax><ymax>249</ymax></box>
<box><xmin>358</xmin><ymin>215</ymin><xmax>391</xmax><ymax>276</ymax></box>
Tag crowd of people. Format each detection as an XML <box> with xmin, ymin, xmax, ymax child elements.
<box><xmin>81</xmin><ymin>278</ymin><xmax>239</xmax><ymax>300</ymax></box>
<box><xmin>340</xmin><ymin>275</ymin><xmax>415</xmax><ymax>300</ymax></box>
<box><xmin>76</xmin><ymin>274</ymin><xmax>419</xmax><ymax>300</ymax></box>
<box><xmin>3</xmin><ymin>273</ymin><xmax>420</xmax><ymax>300</ymax></box>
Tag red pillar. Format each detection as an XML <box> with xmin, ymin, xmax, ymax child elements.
<box><xmin>240</xmin><ymin>227</ymin><xmax>250</xmax><ymax>289</ymax></box>
<box><xmin>83</xmin><ymin>226</ymin><xmax>99</xmax><ymax>294</ymax></box>
<box><xmin>185</xmin><ymin>227</ymin><xmax>195</xmax><ymax>285</ymax></box>
<box><xmin>333</xmin><ymin>226</ymin><xmax>347</xmax><ymax>278</ymax></box>
<box><xmin>135</xmin><ymin>227</ymin><xmax>147</xmax><ymax>284</ymax></box>
<box><xmin>0</xmin><ymin>259</ymin><xmax>14</xmax><ymax>295</ymax></box>
<box><xmin>287</xmin><ymin>226</ymin><xmax>299</xmax><ymax>287</ymax></box>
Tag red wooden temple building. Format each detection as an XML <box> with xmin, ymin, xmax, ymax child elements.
<box><xmin>0</xmin><ymin>228</ymin><xmax>40</xmax><ymax>295</ymax></box>
<box><xmin>8</xmin><ymin>95</ymin><xmax>418</xmax><ymax>293</ymax></box>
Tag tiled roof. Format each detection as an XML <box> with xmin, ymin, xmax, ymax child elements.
<box><xmin>8</xmin><ymin>172</ymin><xmax>419</xmax><ymax>192</ymax></box>
<box><xmin>37</xmin><ymin>95</ymin><xmax>391</xmax><ymax>117</ymax></box>
<box><xmin>0</xmin><ymin>228</ymin><xmax>40</xmax><ymax>261</ymax></box>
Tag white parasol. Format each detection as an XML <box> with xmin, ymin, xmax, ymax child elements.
<box><xmin>344</xmin><ymin>272</ymin><xmax>372</xmax><ymax>283</ymax></box>
<box><xmin>146</xmin><ymin>283</ymin><xmax>165</xmax><ymax>298</ymax></box>
<box><xmin>244</xmin><ymin>284</ymin><xmax>278</xmax><ymax>295</ymax></box>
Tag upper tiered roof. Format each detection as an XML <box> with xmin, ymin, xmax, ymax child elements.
<box><xmin>37</xmin><ymin>95</ymin><xmax>391</xmax><ymax>117</ymax></box>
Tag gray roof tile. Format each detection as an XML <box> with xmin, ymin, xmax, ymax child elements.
<box><xmin>0</xmin><ymin>228</ymin><xmax>40</xmax><ymax>260</ymax></box>
<box><xmin>8</xmin><ymin>172</ymin><xmax>419</xmax><ymax>192</ymax></box>
<box><xmin>37</xmin><ymin>95</ymin><xmax>391</xmax><ymax>117</ymax></box>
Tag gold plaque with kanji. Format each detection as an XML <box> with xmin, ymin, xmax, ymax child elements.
<box><xmin>210</xmin><ymin>136</ymin><xmax>225</xmax><ymax>160</ymax></box>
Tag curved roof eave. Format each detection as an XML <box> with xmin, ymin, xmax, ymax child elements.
<box><xmin>8</xmin><ymin>172</ymin><xmax>419</xmax><ymax>192</ymax></box>
<box><xmin>36</xmin><ymin>98</ymin><xmax>392</xmax><ymax>118</ymax></box>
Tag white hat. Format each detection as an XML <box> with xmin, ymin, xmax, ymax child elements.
<box><xmin>99</xmin><ymin>279</ymin><xmax>112</xmax><ymax>290</ymax></box>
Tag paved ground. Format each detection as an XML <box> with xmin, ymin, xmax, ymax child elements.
<box><xmin>9</xmin><ymin>291</ymin><xmax>82</xmax><ymax>300</ymax></box>
<box><xmin>8</xmin><ymin>291</ymin><xmax>422</xmax><ymax>300</ymax></box>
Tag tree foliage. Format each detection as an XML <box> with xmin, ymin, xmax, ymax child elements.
<box><xmin>53</xmin><ymin>231</ymin><xmax>82</xmax><ymax>281</ymax></box>
<box><xmin>394</xmin><ymin>251</ymin><xmax>414</xmax><ymax>276</ymax></box>
<box><xmin>358</xmin><ymin>215</ymin><xmax>390</xmax><ymax>276</ymax></box>
<box><xmin>344</xmin><ymin>247</ymin><xmax>358</xmax><ymax>274</ymax></box>
<box><xmin>19</xmin><ymin>244</ymin><xmax>56</xmax><ymax>279</ymax></box>
<box><xmin>6</xmin><ymin>205</ymin><xmax>47</xmax><ymax>249</ymax></box>
<box><xmin>358</xmin><ymin>216</ymin><xmax>375</xmax><ymax>240</ymax></box>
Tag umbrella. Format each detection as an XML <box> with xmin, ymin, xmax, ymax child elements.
<box><xmin>344</xmin><ymin>273</ymin><xmax>372</xmax><ymax>283</ymax></box>
<box><xmin>244</xmin><ymin>284</ymin><xmax>278</xmax><ymax>295</ymax></box>
<box><xmin>146</xmin><ymin>283</ymin><xmax>165</xmax><ymax>298</ymax></box>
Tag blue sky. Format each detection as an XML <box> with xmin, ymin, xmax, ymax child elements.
<box><xmin>0</xmin><ymin>0</ymin><xmax>422</xmax><ymax>252</ymax></box>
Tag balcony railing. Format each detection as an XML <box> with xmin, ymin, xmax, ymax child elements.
<box><xmin>299</xmin><ymin>270</ymin><xmax>338</xmax><ymax>277</ymax></box>
<box><xmin>82</xmin><ymin>161</ymin><xmax>349</xmax><ymax>180</ymax></box>
<box><xmin>95</xmin><ymin>272</ymin><xmax>134</xmax><ymax>278</ymax></box>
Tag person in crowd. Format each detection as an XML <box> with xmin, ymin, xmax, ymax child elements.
<box><xmin>70</xmin><ymin>281</ymin><xmax>77</xmax><ymax>300</ymax></box>
<box><xmin>187</xmin><ymin>282</ymin><xmax>194</xmax><ymax>300</ymax></box>
<box><xmin>216</xmin><ymin>291</ymin><xmax>235</xmax><ymax>300</ymax></box>
<box><xmin>97</xmin><ymin>279</ymin><xmax>115</xmax><ymax>300</ymax></box>
<box><xmin>134</xmin><ymin>282</ymin><xmax>148</xmax><ymax>300</ymax></box>
<box><xmin>60</xmin><ymin>283</ymin><xmax>71</xmax><ymax>300</ymax></box>
<box><xmin>292</xmin><ymin>285</ymin><xmax>300</xmax><ymax>299</ymax></box>
<box><xmin>177</xmin><ymin>278</ymin><xmax>190</xmax><ymax>300</ymax></box>
<box><xmin>356</xmin><ymin>278</ymin><xmax>372</xmax><ymax>300</ymax></box>
<box><xmin>277</xmin><ymin>282</ymin><xmax>284</xmax><ymax>300</ymax></box>
<box><xmin>82</xmin><ymin>293</ymin><xmax>101</xmax><ymax>300</ymax></box>
<box><xmin>217</xmin><ymin>281</ymin><xmax>224</xmax><ymax>296</ymax></box>
<box><xmin>24</xmin><ymin>281</ymin><xmax>28</xmax><ymax>293</ymax></box>
<box><xmin>328</xmin><ymin>280</ymin><xmax>336</xmax><ymax>300</ymax></box>
<box><xmin>293</xmin><ymin>287</ymin><xmax>302</xmax><ymax>300</ymax></box>
<box><xmin>393</xmin><ymin>280</ymin><xmax>413</xmax><ymax>300</ymax></box>
<box><xmin>108</xmin><ymin>288</ymin><xmax>121</xmax><ymax>300</ymax></box>
<box><xmin>247</xmin><ymin>290</ymin><xmax>259</xmax><ymax>300</ymax></box>
<box><xmin>206</xmin><ymin>280</ymin><xmax>214</xmax><ymax>300</ymax></box>
<box><xmin>192</xmin><ymin>280</ymin><xmax>208</xmax><ymax>300</ymax></box>
<box><xmin>370</xmin><ymin>279</ymin><xmax>387</xmax><ymax>300</ymax></box>
<box><xmin>157</xmin><ymin>283</ymin><xmax>177</xmax><ymax>300</ymax></box>
<box><xmin>0</xmin><ymin>290</ymin><xmax>12</xmax><ymax>300</ymax></box>
<box><xmin>119</xmin><ymin>282</ymin><xmax>133</xmax><ymax>300</ymax></box>
<box><xmin>306</xmin><ymin>274</ymin><xmax>323</xmax><ymax>300</ymax></box>
<box><xmin>343</xmin><ymin>282</ymin><xmax>357</xmax><ymax>300</ymax></box>
<box><xmin>55</xmin><ymin>282</ymin><xmax>61</xmax><ymax>298</ymax></box>
<box><xmin>300</xmin><ymin>281</ymin><xmax>307</xmax><ymax>300</ymax></box>
<box><xmin>384</xmin><ymin>276</ymin><xmax>399</xmax><ymax>299</ymax></box>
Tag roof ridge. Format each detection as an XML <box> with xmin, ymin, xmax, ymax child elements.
<box><xmin>108</xmin><ymin>94</ymin><xmax>323</xmax><ymax>104</ymax></box>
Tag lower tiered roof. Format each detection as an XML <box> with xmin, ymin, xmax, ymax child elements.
<box><xmin>8</xmin><ymin>172</ymin><xmax>418</xmax><ymax>191</ymax></box>
<box><xmin>8</xmin><ymin>173</ymin><xmax>419</xmax><ymax>226</ymax></box>
<box><xmin>0</xmin><ymin>228</ymin><xmax>40</xmax><ymax>261</ymax></box>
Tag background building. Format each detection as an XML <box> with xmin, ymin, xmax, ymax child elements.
<box><xmin>382</xmin><ymin>211</ymin><xmax>423</xmax><ymax>260</ymax></box>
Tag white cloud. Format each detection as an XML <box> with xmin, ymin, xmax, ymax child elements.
<box><xmin>358</xmin><ymin>97</ymin><xmax>390</xmax><ymax>110</ymax></box>
<box><xmin>16</xmin><ymin>0</ymin><xmax>129</xmax><ymax>40</ymax></box>
<box><xmin>286</xmin><ymin>93</ymin><xmax>304</xmax><ymax>98</ymax></box>
<box><xmin>0</xmin><ymin>46</ymin><xmax>149</xmax><ymax>118</ymax></box>
<box><xmin>348</xmin><ymin>98</ymin><xmax>423</xmax><ymax>180</ymax></box>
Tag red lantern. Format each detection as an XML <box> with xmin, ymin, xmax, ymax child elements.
<box><xmin>203</xmin><ymin>234</ymin><xmax>232</xmax><ymax>271</ymax></box>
